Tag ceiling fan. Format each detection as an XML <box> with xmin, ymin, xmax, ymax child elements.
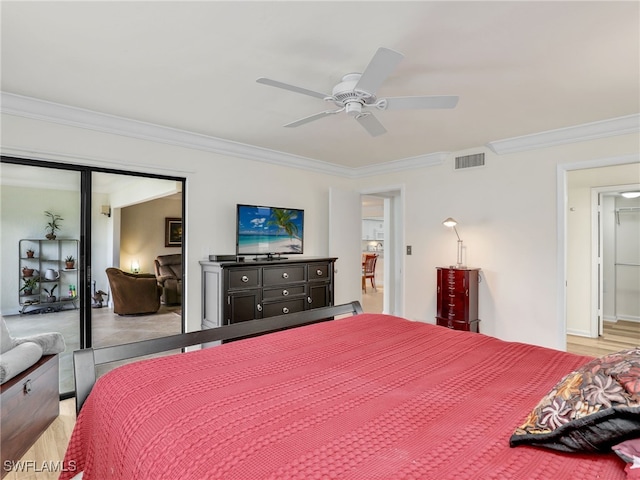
<box><xmin>257</xmin><ymin>47</ymin><xmax>459</xmax><ymax>137</ymax></box>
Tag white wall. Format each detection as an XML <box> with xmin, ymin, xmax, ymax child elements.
<box><xmin>356</xmin><ymin>138</ymin><xmax>640</xmax><ymax>350</ymax></box>
<box><xmin>1</xmin><ymin>181</ymin><xmax>81</xmax><ymax>314</ymax></box>
<box><xmin>2</xmin><ymin>113</ymin><xmax>639</xmax><ymax>349</ymax></box>
<box><xmin>90</xmin><ymin>190</ymin><xmax>113</xmax><ymax>296</ymax></box>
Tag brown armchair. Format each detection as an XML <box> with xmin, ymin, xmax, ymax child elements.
<box><xmin>153</xmin><ymin>254</ymin><xmax>182</xmax><ymax>305</ymax></box>
<box><xmin>106</xmin><ymin>268</ymin><xmax>162</xmax><ymax>315</ymax></box>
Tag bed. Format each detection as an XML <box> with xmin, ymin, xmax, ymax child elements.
<box><xmin>61</xmin><ymin>302</ymin><xmax>639</xmax><ymax>480</ymax></box>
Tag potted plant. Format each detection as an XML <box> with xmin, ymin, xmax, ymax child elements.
<box><xmin>22</xmin><ymin>266</ymin><xmax>35</xmax><ymax>277</ymax></box>
<box><xmin>26</xmin><ymin>248</ymin><xmax>35</xmax><ymax>258</ymax></box>
<box><xmin>44</xmin><ymin>210</ymin><xmax>63</xmax><ymax>240</ymax></box>
<box><xmin>43</xmin><ymin>284</ymin><xmax>57</xmax><ymax>302</ymax></box>
<box><xmin>20</xmin><ymin>277</ymin><xmax>39</xmax><ymax>295</ymax></box>
<box><xmin>65</xmin><ymin>255</ymin><xmax>76</xmax><ymax>269</ymax></box>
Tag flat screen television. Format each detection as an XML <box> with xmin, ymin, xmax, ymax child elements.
<box><xmin>236</xmin><ymin>204</ymin><xmax>304</xmax><ymax>258</ymax></box>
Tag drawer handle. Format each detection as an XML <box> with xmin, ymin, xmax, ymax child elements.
<box><xmin>241</xmin><ymin>275</ymin><xmax>249</xmax><ymax>283</ymax></box>
<box><xmin>282</xmin><ymin>272</ymin><xmax>289</xmax><ymax>279</ymax></box>
<box><xmin>282</xmin><ymin>289</ymin><xmax>289</xmax><ymax>296</ymax></box>
<box><xmin>23</xmin><ymin>379</ymin><xmax>32</xmax><ymax>395</ymax></box>
<box><xmin>257</xmin><ymin>304</ymin><xmax>262</xmax><ymax>312</ymax></box>
<box><xmin>307</xmin><ymin>296</ymin><xmax>312</xmax><ymax>304</ymax></box>
<box><xmin>316</xmin><ymin>269</ymin><xmax>323</xmax><ymax>276</ymax></box>
<box><xmin>282</xmin><ymin>307</ymin><xmax>289</xmax><ymax>314</ymax></box>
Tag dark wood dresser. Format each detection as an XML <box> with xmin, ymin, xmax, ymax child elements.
<box><xmin>436</xmin><ymin>267</ymin><xmax>481</xmax><ymax>332</ymax></box>
<box><xmin>200</xmin><ymin>257</ymin><xmax>337</xmax><ymax>329</ymax></box>
<box><xmin>1</xmin><ymin>354</ymin><xmax>59</xmax><ymax>477</ymax></box>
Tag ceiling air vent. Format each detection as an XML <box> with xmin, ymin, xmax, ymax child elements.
<box><xmin>455</xmin><ymin>153</ymin><xmax>485</xmax><ymax>170</ymax></box>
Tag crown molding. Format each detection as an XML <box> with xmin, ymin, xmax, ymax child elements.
<box><xmin>2</xmin><ymin>92</ymin><xmax>636</xmax><ymax>177</ymax></box>
<box><xmin>1</xmin><ymin>92</ymin><xmax>448</xmax><ymax>178</ymax></box>
<box><xmin>486</xmin><ymin>114</ymin><xmax>640</xmax><ymax>155</ymax></box>
<box><xmin>353</xmin><ymin>152</ymin><xmax>449</xmax><ymax>177</ymax></box>
<box><xmin>0</xmin><ymin>92</ymin><xmax>359</xmax><ymax>177</ymax></box>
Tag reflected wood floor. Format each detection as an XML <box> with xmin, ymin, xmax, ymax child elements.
<box><xmin>6</xmin><ymin>320</ymin><xmax>638</xmax><ymax>479</ymax></box>
<box><xmin>567</xmin><ymin>320</ymin><xmax>639</xmax><ymax>357</ymax></box>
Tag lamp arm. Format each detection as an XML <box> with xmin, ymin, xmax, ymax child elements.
<box><xmin>453</xmin><ymin>226</ymin><xmax>461</xmax><ymax>241</ymax></box>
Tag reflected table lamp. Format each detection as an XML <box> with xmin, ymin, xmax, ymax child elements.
<box><xmin>131</xmin><ymin>260</ymin><xmax>141</xmax><ymax>274</ymax></box>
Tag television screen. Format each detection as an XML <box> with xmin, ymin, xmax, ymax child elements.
<box><xmin>236</xmin><ymin>204</ymin><xmax>304</xmax><ymax>257</ymax></box>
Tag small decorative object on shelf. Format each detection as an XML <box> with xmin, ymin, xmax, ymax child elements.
<box><xmin>65</xmin><ymin>255</ymin><xmax>76</xmax><ymax>269</ymax></box>
<box><xmin>20</xmin><ymin>277</ymin><xmax>39</xmax><ymax>296</ymax></box>
<box><xmin>44</xmin><ymin>210</ymin><xmax>63</xmax><ymax>240</ymax></box>
<box><xmin>26</xmin><ymin>249</ymin><xmax>35</xmax><ymax>258</ymax></box>
<box><xmin>44</xmin><ymin>284</ymin><xmax>57</xmax><ymax>302</ymax></box>
<box><xmin>22</xmin><ymin>267</ymin><xmax>35</xmax><ymax>277</ymax></box>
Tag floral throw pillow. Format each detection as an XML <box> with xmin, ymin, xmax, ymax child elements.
<box><xmin>510</xmin><ymin>347</ymin><xmax>640</xmax><ymax>453</ymax></box>
<box><xmin>612</xmin><ymin>438</ymin><xmax>640</xmax><ymax>479</ymax></box>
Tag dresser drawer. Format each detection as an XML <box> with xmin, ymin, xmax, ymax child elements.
<box><xmin>263</xmin><ymin>265</ymin><xmax>305</xmax><ymax>286</ymax></box>
<box><xmin>436</xmin><ymin>317</ymin><xmax>479</xmax><ymax>333</ymax></box>
<box><xmin>263</xmin><ymin>285</ymin><xmax>306</xmax><ymax>301</ymax></box>
<box><xmin>228</xmin><ymin>268</ymin><xmax>260</xmax><ymax>289</ymax></box>
<box><xmin>444</xmin><ymin>269</ymin><xmax>467</xmax><ymax>289</ymax></box>
<box><xmin>307</xmin><ymin>262</ymin><xmax>331</xmax><ymax>282</ymax></box>
<box><xmin>262</xmin><ymin>298</ymin><xmax>306</xmax><ymax>317</ymax></box>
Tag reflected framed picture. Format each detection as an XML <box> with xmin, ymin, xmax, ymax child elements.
<box><xmin>165</xmin><ymin>218</ymin><xmax>182</xmax><ymax>247</ymax></box>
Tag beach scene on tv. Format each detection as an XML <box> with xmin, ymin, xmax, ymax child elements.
<box><xmin>237</xmin><ymin>206</ymin><xmax>304</xmax><ymax>255</ymax></box>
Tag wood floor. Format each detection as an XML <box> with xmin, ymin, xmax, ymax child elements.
<box><xmin>4</xmin><ymin>320</ymin><xmax>637</xmax><ymax>479</ymax></box>
<box><xmin>567</xmin><ymin>319</ymin><xmax>639</xmax><ymax>357</ymax></box>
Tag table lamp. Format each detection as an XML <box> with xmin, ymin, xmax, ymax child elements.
<box><xmin>443</xmin><ymin>217</ymin><xmax>465</xmax><ymax>268</ymax></box>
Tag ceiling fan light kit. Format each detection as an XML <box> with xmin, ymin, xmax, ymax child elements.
<box><xmin>257</xmin><ymin>47</ymin><xmax>459</xmax><ymax>137</ymax></box>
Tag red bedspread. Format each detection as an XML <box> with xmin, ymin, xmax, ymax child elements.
<box><xmin>61</xmin><ymin>313</ymin><xmax>625</xmax><ymax>479</ymax></box>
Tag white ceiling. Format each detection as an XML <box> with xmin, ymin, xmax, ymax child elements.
<box><xmin>1</xmin><ymin>1</ymin><xmax>638</xmax><ymax>169</ymax></box>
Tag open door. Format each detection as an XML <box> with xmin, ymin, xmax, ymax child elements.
<box><xmin>329</xmin><ymin>188</ymin><xmax>362</xmax><ymax>305</ymax></box>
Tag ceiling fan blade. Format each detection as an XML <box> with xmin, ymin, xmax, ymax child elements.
<box><xmin>383</xmin><ymin>95</ymin><xmax>459</xmax><ymax>110</ymax></box>
<box><xmin>257</xmin><ymin>77</ymin><xmax>330</xmax><ymax>100</ymax></box>
<box><xmin>354</xmin><ymin>47</ymin><xmax>404</xmax><ymax>95</ymax></box>
<box><xmin>355</xmin><ymin>113</ymin><xmax>387</xmax><ymax>137</ymax></box>
<box><xmin>283</xmin><ymin>110</ymin><xmax>341</xmax><ymax>128</ymax></box>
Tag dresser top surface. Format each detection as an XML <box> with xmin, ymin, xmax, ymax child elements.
<box><xmin>201</xmin><ymin>256</ymin><xmax>337</xmax><ymax>267</ymax></box>
<box><xmin>436</xmin><ymin>266</ymin><xmax>481</xmax><ymax>271</ymax></box>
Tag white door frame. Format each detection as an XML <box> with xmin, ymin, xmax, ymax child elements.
<box><xmin>557</xmin><ymin>154</ymin><xmax>639</xmax><ymax>347</ymax></box>
<box><xmin>360</xmin><ymin>185</ymin><xmax>405</xmax><ymax>317</ymax></box>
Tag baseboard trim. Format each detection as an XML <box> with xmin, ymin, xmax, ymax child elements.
<box><xmin>566</xmin><ymin>328</ymin><xmax>593</xmax><ymax>338</ymax></box>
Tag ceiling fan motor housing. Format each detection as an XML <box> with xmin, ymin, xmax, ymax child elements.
<box><xmin>332</xmin><ymin>73</ymin><xmax>376</xmax><ymax>113</ymax></box>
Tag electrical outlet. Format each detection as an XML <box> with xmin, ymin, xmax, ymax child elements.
<box><xmin>406</xmin><ymin>245</ymin><xmax>412</xmax><ymax>255</ymax></box>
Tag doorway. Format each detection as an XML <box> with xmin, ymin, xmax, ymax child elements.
<box><xmin>360</xmin><ymin>188</ymin><xmax>403</xmax><ymax>316</ymax></box>
<box><xmin>563</xmin><ymin>160</ymin><xmax>640</xmax><ymax>355</ymax></box>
